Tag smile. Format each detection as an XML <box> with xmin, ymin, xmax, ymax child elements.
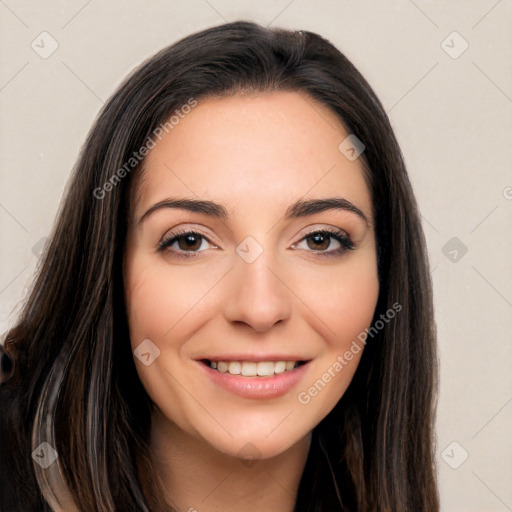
<box><xmin>206</xmin><ymin>360</ymin><xmax>305</xmax><ymax>377</ymax></box>
<box><xmin>198</xmin><ymin>359</ymin><xmax>311</xmax><ymax>399</ymax></box>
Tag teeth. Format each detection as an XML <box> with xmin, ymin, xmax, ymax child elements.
<box><xmin>257</xmin><ymin>362</ymin><xmax>274</xmax><ymax>376</ymax></box>
<box><xmin>274</xmin><ymin>361</ymin><xmax>286</xmax><ymax>374</ymax></box>
<box><xmin>217</xmin><ymin>361</ymin><xmax>228</xmax><ymax>373</ymax></box>
<box><xmin>209</xmin><ymin>360</ymin><xmax>300</xmax><ymax>376</ymax></box>
<box><xmin>228</xmin><ymin>361</ymin><xmax>241</xmax><ymax>375</ymax></box>
<box><xmin>241</xmin><ymin>362</ymin><xmax>257</xmax><ymax>376</ymax></box>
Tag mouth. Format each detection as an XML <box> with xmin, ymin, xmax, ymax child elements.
<box><xmin>197</xmin><ymin>357</ymin><xmax>311</xmax><ymax>399</ymax></box>
<box><xmin>201</xmin><ymin>359</ymin><xmax>308</xmax><ymax>377</ymax></box>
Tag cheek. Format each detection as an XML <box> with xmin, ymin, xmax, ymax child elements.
<box><xmin>294</xmin><ymin>253</ymin><xmax>379</xmax><ymax>349</ymax></box>
<box><xmin>123</xmin><ymin>258</ymin><xmax>212</xmax><ymax>428</ymax></box>
<box><xmin>125</xmin><ymin>259</ymin><xmax>210</xmax><ymax>345</ymax></box>
<box><xmin>294</xmin><ymin>263</ymin><xmax>378</xmax><ymax>417</ymax></box>
<box><xmin>125</xmin><ymin>265</ymin><xmax>171</xmax><ymax>344</ymax></box>
<box><xmin>329</xmin><ymin>268</ymin><xmax>379</xmax><ymax>343</ymax></box>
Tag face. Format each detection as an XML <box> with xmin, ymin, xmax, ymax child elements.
<box><xmin>124</xmin><ymin>91</ymin><xmax>379</xmax><ymax>461</ymax></box>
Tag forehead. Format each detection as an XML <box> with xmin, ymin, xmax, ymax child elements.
<box><xmin>133</xmin><ymin>91</ymin><xmax>372</xmax><ymax>222</ymax></box>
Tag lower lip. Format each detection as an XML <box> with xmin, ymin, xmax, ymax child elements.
<box><xmin>198</xmin><ymin>361</ymin><xmax>310</xmax><ymax>399</ymax></box>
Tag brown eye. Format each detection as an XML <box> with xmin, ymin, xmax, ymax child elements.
<box><xmin>293</xmin><ymin>229</ymin><xmax>354</xmax><ymax>258</ymax></box>
<box><xmin>158</xmin><ymin>230</ymin><xmax>215</xmax><ymax>257</ymax></box>
<box><xmin>306</xmin><ymin>232</ymin><xmax>331</xmax><ymax>251</ymax></box>
<box><xmin>176</xmin><ymin>234</ymin><xmax>202</xmax><ymax>251</ymax></box>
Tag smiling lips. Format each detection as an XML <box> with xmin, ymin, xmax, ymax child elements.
<box><xmin>198</xmin><ymin>358</ymin><xmax>311</xmax><ymax>399</ymax></box>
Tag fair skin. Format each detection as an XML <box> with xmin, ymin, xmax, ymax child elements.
<box><xmin>124</xmin><ymin>91</ymin><xmax>379</xmax><ymax>512</ymax></box>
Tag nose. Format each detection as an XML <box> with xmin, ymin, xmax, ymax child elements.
<box><xmin>223</xmin><ymin>251</ymin><xmax>292</xmax><ymax>333</ymax></box>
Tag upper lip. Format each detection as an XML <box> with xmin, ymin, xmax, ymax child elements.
<box><xmin>197</xmin><ymin>355</ymin><xmax>311</xmax><ymax>362</ymax></box>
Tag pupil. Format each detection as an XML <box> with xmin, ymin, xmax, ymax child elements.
<box><xmin>180</xmin><ymin>235</ymin><xmax>200</xmax><ymax>250</ymax></box>
<box><xmin>309</xmin><ymin>233</ymin><xmax>329</xmax><ymax>250</ymax></box>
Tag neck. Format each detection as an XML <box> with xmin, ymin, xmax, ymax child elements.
<box><xmin>141</xmin><ymin>407</ymin><xmax>312</xmax><ymax>512</ymax></box>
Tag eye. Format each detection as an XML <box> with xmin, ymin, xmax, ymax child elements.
<box><xmin>158</xmin><ymin>230</ymin><xmax>216</xmax><ymax>258</ymax></box>
<box><xmin>158</xmin><ymin>228</ymin><xmax>354</xmax><ymax>259</ymax></box>
<box><xmin>292</xmin><ymin>229</ymin><xmax>354</xmax><ymax>258</ymax></box>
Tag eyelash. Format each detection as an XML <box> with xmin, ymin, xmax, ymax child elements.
<box><xmin>158</xmin><ymin>228</ymin><xmax>354</xmax><ymax>259</ymax></box>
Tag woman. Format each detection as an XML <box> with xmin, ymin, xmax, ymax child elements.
<box><xmin>0</xmin><ymin>21</ymin><xmax>439</xmax><ymax>511</ymax></box>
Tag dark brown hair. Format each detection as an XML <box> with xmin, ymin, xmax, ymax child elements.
<box><xmin>0</xmin><ymin>21</ymin><xmax>439</xmax><ymax>511</ymax></box>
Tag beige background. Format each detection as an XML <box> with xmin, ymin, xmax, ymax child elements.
<box><xmin>1</xmin><ymin>1</ymin><xmax>511</xmax><ymax>510</ymax></box>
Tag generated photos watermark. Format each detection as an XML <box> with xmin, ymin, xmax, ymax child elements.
<box><xmin>297</xmin><ymin>302</ymin><xmax>402</xmax><ymax>405</ymax></box>
<box><xmin>93</xmin><ymin>97</ymin><xmax>198</xmax><ymax>200</ymax></box>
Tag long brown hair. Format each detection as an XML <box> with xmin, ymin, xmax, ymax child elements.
<box><xmin>0</xmin><ymin>21</ymin><xmax>439</xmax><ymax>511</ymax></box>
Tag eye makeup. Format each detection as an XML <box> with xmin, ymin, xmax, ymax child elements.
<box><xmin>157</xmin><ymin>227</ymin><xmax>354</xmax><ymax>260</ymax></box>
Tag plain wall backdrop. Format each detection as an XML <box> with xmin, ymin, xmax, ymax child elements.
<box><xmin>1</xmin><ymin>1</ymin><xmax>511</xmax><ymax>511</ymax></box>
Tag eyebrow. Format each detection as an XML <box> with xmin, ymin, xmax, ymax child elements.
<box><xmin>137</xmin><ymin>197</ymin><xmax>370</xmax><ymax>226</ymax></box>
